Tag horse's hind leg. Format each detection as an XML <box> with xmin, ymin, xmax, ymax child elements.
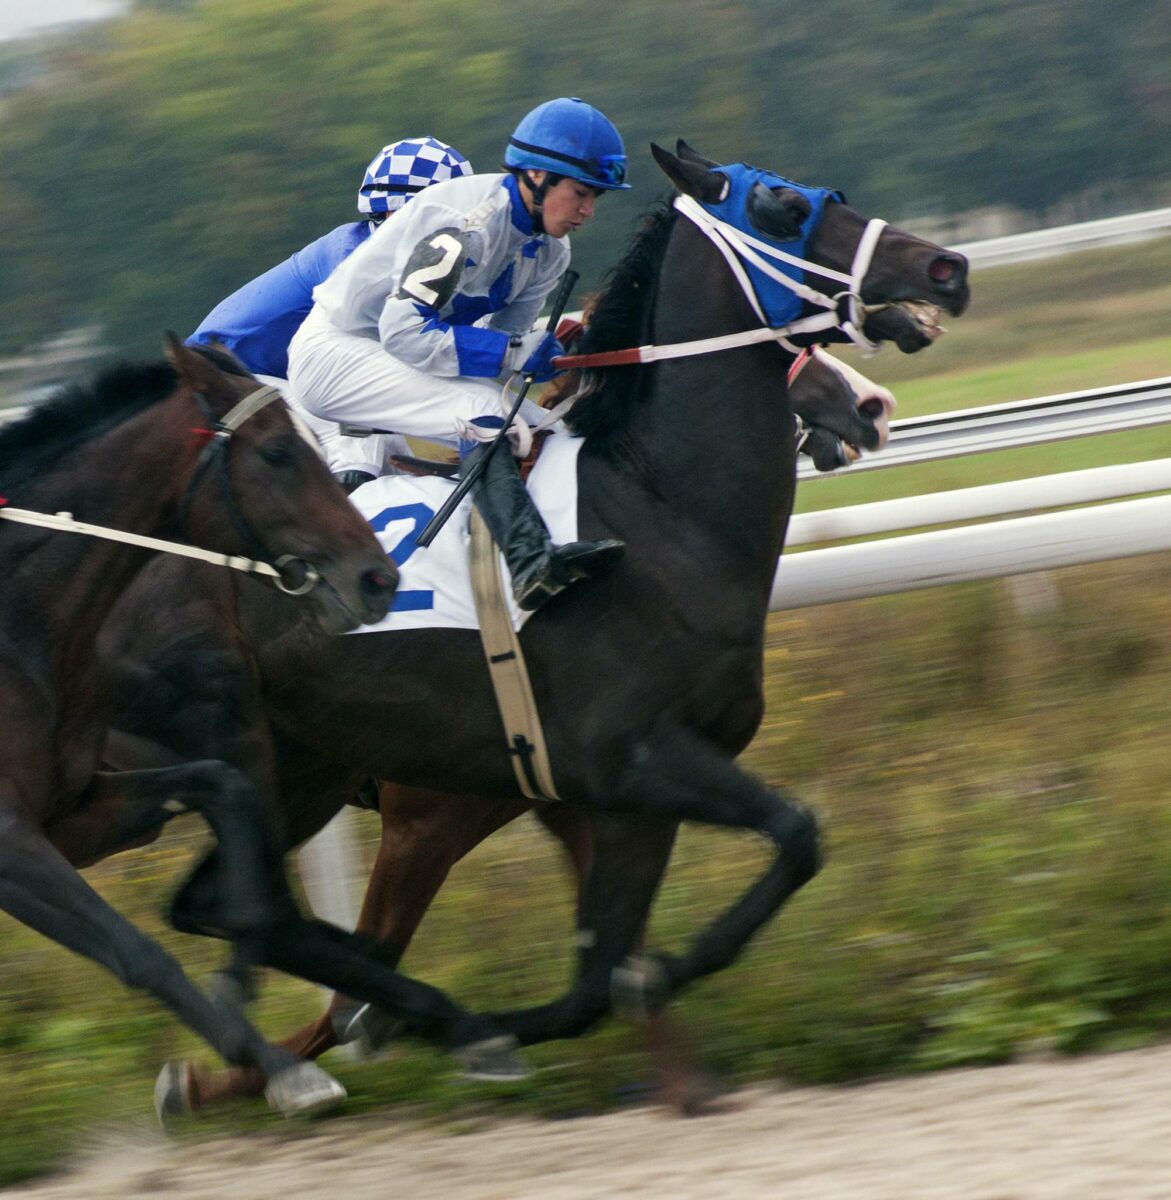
<box><xmin>0</xmin><ymin>792</ymin><xmax>338</xmax><ymax>1118</ymax></box>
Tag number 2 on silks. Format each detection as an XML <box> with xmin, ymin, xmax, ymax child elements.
<box><xmin>398</xmin><ymin>231</ymin><xmax>465</xmax><ymax>308</ymax></box>
<box><xmin>368</xmin><ymin>502</ymin><xmax>435</xmax><ymax>612</ymax></box>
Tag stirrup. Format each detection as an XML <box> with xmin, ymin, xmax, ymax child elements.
<box><xmin>513</xmin><ymin>538</ymin><xmax>624</xmax><ymax>611</ymax></box>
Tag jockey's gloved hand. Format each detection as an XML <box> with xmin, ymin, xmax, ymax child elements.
<box><xmin>505</xmin><ymin>331</ymin><xmax>566</xmax><ymax>382</ymax></box>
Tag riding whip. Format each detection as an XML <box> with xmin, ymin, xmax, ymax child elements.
<box><xmin>415</xmin><ymin>268</ymin><xmax>579</xmax><ymax>548</ymax></box>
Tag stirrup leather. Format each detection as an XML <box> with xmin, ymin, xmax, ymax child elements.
<box><xmin>468</xmin><ymin>509</ymin><xmax>560</xmax><ymax>802</ymax></box>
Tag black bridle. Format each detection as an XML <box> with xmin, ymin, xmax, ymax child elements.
<box><xmin>177</xmin><ymin>385</ymin><xmax>320</xmax><ymax>596</ymax></box>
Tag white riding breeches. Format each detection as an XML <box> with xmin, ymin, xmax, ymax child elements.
<box><xmin>255</xmin><ymin>373</ymin><xmax>406</xmax><ymax>477</ymax></box>
<box><xmin>290</xmin><ymin>396</ymin><xmax>408</xmax><ymax>478</ymax></box>
<box><xmin>288</xmin><ymin>306</ymin><xmax>507</xmax><ymax>449</ymax></box>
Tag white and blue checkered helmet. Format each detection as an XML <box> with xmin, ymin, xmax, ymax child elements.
<box><xmin>358</xmin><ymin>137</ymin><xmax>473</xmax><ymax>216</ymax></box>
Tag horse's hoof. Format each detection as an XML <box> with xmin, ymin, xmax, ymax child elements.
<box><xmin>264</xmin><ymin>1061</ymin><xmax>348</xmax><ymax>1117</ymax></box>
<box><xmin>611</xmin><ymin>954</ymin><xmax>671</xmax><ymax>1023</ymax></box>
<box><xmin>332</xmin><ymin>1002</ymin><xmax>405</xmax><ymax>1059</ymax></box>
<box><xmin>155</xmin><ymin>1061</ymin><xmax>194</xmax><ymax>1124</ymax></box>
<box><xmin>454</xmin><ymin>1035</ymin><xmax>533</xmax><ymax>1083</ymax></box>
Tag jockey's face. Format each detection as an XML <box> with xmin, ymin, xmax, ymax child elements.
<box><xmin>529</xmin><ymin>171</ymin><xmax>601</xmax><ymax>238</ymax></box>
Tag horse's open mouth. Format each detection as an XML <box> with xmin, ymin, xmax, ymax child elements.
<box><xmin>861</xmin><ymin>298</ymin><xmax>949</xmax><ymax>353</ymax></box>
<box><xmin>869</xmin><ymin>299</ymin><xmax>946</xmax><ymax>341</ymax></box>
<box><xmin>897</xmin><ymin>300</ymin><xmax>946</xmax><ymax>341</ymax></box>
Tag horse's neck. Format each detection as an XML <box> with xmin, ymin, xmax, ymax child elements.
<box><xmin>2</xmin><ymin>407</ymin><xmax>190</xmax><ymax>649</ymax></box>
<box><xmin>621</xmin><ymin>222</ymin><xmax>799</xmax><ymax>570</ymax></box>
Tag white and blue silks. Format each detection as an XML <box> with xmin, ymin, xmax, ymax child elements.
<box><xmin>346</xmin><ymin>429</ymin><xmax>584</xmax><ymax>634</ymax></box>
<box><xmin>287</xmin><ymin>174</ymin><xmax>569</xmax><ymax>446</ymax></box>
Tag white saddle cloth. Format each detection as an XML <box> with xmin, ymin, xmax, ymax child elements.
<box><xmin>347</xmin><ymin>430</ymin><xmax>584</xmax><ymax>634</ymax></box>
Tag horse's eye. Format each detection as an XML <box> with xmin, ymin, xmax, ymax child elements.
<box><xmin>259</xmin><ymin>443</ymin><xmax>294</xmax><ymax>468</ymax></box>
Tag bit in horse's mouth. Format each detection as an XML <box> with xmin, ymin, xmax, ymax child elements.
<box><xmin>896</xmin><ymin>299</ymin><xmax>946</xmax><ymax>341</ymax></box>
<box><xmin>864</xmin><ymin>298</ymin><xmax>947</xmax><ymax>342</ymax></box>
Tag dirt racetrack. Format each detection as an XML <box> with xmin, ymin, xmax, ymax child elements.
<box><xmin>11</xmin><ymin>1042</ymin><xmax>1171</xmax><ymax>1199</ymax></box>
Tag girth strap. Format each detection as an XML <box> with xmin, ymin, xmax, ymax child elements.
<box><xmin>468</xmin><ymin>510</ymin><xmax>560</xmax><ymax>802</ymax></box>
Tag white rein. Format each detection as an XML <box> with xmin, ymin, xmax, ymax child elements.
<box><xmin>0</xmin><ymin>384</ymin><xmax>318</xmax><ymax>593</ymax></box>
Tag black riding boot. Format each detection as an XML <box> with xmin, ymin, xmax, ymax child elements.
<box><xmin>465</xmin><ymin>444</ymin><xmax>624</xmax><ymax>611</ymax></box>
<box><xmin>335</xmin><ymin>469</ymin><xmax>376</xmax><ymax>494</ymax></box>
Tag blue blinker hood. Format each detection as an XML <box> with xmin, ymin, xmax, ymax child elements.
<box><xmin>695</xmin><ymin>163</ymin><xmax>845</xmax><ymax>328</ymax></box>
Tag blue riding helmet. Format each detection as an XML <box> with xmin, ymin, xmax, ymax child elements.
<box><xmin>504</xmin><ymin>97</ymin><xmax>631</xmax><ymax>191</ymax></box>
<box><xmin>698</xmin><ymin>162</ymin><xmax>845</xmax><ymax>328</ymax></box>
<box><xmin>358</xmin><ymin>137</ymin><xmax>474</xmax><ymax>215</ymax></box>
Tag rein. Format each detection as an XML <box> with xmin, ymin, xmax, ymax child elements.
<box><xmin>0</xmin><ymin>383</ymin><xmax>319</xmax><ymax>596</ymax></box>
<box><xmin>552</xmin><ymin>195</ymin><xmax>887</xmax><ymax>372</ymax></box>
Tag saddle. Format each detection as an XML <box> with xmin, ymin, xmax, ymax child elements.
<box><xmin>387</xmin><ymin>430</ymin><xmax>554</xmax><ymax>483</ymax></box>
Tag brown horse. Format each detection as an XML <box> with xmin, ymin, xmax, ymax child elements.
<box><xmin>100</xmin><ymin>143</ymin><xmax>967</xmax><ymax>1111</ymax></box>
<box><xmin>0</xmin><ymin>337</ymin><xmax>407</xmax><ymax>1114</ymax></box>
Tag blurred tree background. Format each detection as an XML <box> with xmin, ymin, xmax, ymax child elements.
<box><xmin>2</xmin><ymin>0</ymin><xmax>1170</xmax><ymax>356</ymax></box>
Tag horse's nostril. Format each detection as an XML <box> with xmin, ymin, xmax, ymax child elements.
<box><xmin>362</xmin><ymin>567</ymin><xmax>397</xmax><ymax>597</ymax></box>
<box><xmin>928</xmin><ymin>253</ymin><xmax>967</xmax><ymax>288</ymax></box>
<box><xmin>860</xmin><ymin>399</ymin><xmax>886</xmax><ymax>419</ymax></box>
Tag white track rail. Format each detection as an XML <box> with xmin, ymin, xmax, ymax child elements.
<box><xmin>797</xmin><ymin>377</ymin><xmax>1171</xmax><ymax>479</ymax></box>
<box><xmin>773</xmin><ymin>492</ymin><xmax>1171</xmax><ymax>611</ymax></box>
<box><xmin>953</xmin><ymin>206</ymin><xmax>1171</xmax><ymax>268</ymax></box>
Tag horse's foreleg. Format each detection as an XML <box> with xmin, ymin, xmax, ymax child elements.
<box><xmin>534</xmin><ymin>805</ymin><xmax>716</xmax><ymax>1112</ymax></box>
<box><xmin>324</xmin><ymin>786</ymin><xmax>533</xmax><ymax>1050</ymax></box>
<box><xmin>489</xmin><ymin>812</ymin><xmax>678</xmax><ymax>1044</ymax></box>
<box><xmin>494</xmin><ymin>725</ymin><xmax>819</xmax><ymax>1039</ymax></box>
<box><xmin>0</xmin><ymin>792</ymin><xmax>338</xmax><ymax>1117</ymax></box>
<box><xmin>603</xmin><ymin>725</ymin><xmax>821</xmax><ymax>1001</ymax></box>
<box><xmin>184</xmin><ymin>784</ymin><xmax>533</xmax><ymax>1111</ymax></box>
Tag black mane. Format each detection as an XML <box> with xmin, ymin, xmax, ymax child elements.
<box><xmin>0</xmin><ymin>346</ymin><xmax>250</xmax><ymax>494</ymax></box>
<box><xmin>565</xmin><ymin>201</ymin><xmax>678</xmax><ymax>441</ymax></box>
<box><xmin>0</xmin><ymin>359</ymin><xmax>180</xmax><ymax>492</ymax></box>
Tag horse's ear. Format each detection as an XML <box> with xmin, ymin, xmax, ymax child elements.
<box><xmin>747</xmin><ymin>182</ymin><xmax>812</xmax><ymax>240</ymax></box>
<box><xmin>164</xmin><ymin>332</ymin><xmax>224</xmax><ymax>391</ymax></box>
<box><xmin>675</xmin><ymin>139</ymin><xmax>719</xmax><ymax>170</ymax></box>
<box><xmin>651</xmin><ymin>142</ymin><xmax>727</xmax><ymax>203</ymax></box>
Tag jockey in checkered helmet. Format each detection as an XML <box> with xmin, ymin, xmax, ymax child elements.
<box><xmin>188</xmin><ymin>136</ymin><xmax>474</xmax><ymax>486</ymax></box>
<box><xmin>358</xmin><ymin>137</ymin><xmax>474</xmax><ymax>222</ymax></box>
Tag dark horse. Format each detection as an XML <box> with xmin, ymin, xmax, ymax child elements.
<box><xmin>170</xmin><ymin>345</ymin><xmax>901</xmax><ymax>1114</ymax></box>
<box><xmin>110</xmin><ymin>344</ymin><xmax>899</xmax><ymax>1112</ymax></box>
<box><xmin>1</xmin><ymin>339</ymin><xmax>543</xmax><ymax>1118</ymax></box>
<box><xmin>0</xmin><ymin>337</ymin><xmax>403</xmax><ymax>1114</ymax></box>
<box><xmin>100</xmin><ymin>143</ymin><xmax>968</xmax><ymax>1109</ymax></box>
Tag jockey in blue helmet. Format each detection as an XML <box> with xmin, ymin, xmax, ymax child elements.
<box><xmin>288</xmin><ymin>98</ymin><xmax>630</xmax><ymax>610</ymax></box>
<box><xmin>187</xmin><ymin>137</ymin><xmax>472</xmax><ymax>488</ymax></box>
<box><xmin>503</xmin><ymin>95</ymin><xmax>630</xmax><ymax>235</ymax></box>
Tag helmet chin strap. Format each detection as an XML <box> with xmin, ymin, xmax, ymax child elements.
<box><xmin>520</xmin><ymin>170</ymin><xmax>550</xmax><ymax>235</ymax></box>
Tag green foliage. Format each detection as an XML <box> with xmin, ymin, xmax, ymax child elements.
<box><xmin>2</xmin><ymin>0</ymin><xmax>1171</xmax><ymax>355</ymax></box>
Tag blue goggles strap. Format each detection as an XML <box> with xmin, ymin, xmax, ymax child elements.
<box><xmin>508</xmin><ymin>138</ymin><xmax>627</xmax><ymax>185</ymax></box>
